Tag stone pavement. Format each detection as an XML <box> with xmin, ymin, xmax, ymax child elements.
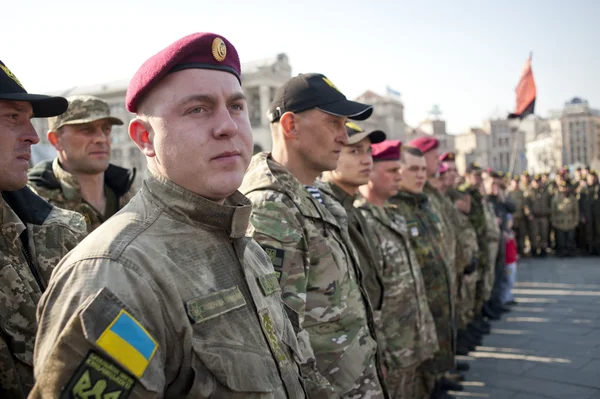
<box><xmin>452</xmin><ymin>256</ymin><xmax>600</xmax><ymax>399</ymax></box>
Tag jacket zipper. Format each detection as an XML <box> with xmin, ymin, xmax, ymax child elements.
<box><xmin>21</xmin><ymin>233</ymin><xmax>46</xmax><ymax>291</ymax></box>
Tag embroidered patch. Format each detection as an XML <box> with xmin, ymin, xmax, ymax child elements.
<box><xmin>410</xmin><ymin>226</ymin><xmax>419</xmax><ymax>237</ymax></box>
<box><xmin>186</xmin><ymin>286</ymin><xmax>246</xmax><ymax>324</ymax></box>
<box><xmin>259</xmin><ymin>310</ymin><xmax>288</xmax><ymax>366</ymax></box>
<box><xmin>258</xmin><ymin>272</ymin><xmax>282</xmax><ymax>296</ymax></box>
<box><xmin>262</xmin><ymin>245</ymin><xmax>284</xmax><ymax>280</ymax></box>
<box><xmin>60</xmin><ymin>350</ymin><xmax>135</xmax><ymax>399</ymax></box>
<box><xmin>95</xmin><ymin>310</ymin><xmax>158</xmax><ymax>378</ymax></box>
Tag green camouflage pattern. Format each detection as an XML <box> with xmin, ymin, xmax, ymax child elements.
<box><xmin>29</xmin><ymin>159</ymin><xmax>134</xmax><ymax>233</ymax></box>
<box><xmin>483</xmin><ymin>202</ymin><xmax>501</xmax><ymax>300</ymax></box>
<box><xmin>552</xmin><ymin>192</ymin><xmax>580</xmax><ymax>231</ymax></box>
<box><xmin>47</xmin><ymin>95</ymin><xmax>123</xmax><ymax>131</ymax></box>
<box><xmin>525</xmin><ymin>186</ymin><xmax>551</xmax><ymax>251</ymax></box>
<box><xmin>389</xmin><ymin>190</ymin><xmax>455</xmax><ymax>374</ymax></box>
<box><xmin>0</xmin><ymin>195</ymin><xmax>86</xmax><ymax>398</ymax></box>
<box><xmin>240</xmin><ymin>153</ymin><xmax>385</xmax><ymax>398</ymax></box>
<box><xmin>579</xmin><ymin>183</ymin><xmax>600</xmax><ymax>248</ymax></box>
<box><xmin>355</xmin><ymin>199</ymin><xmax>438</xmax><ymax>370</ymax></box>
<box><xmin>31</xmin><ymin>174</ymin><xmax>306</xmax><ymax>398</ymax></box>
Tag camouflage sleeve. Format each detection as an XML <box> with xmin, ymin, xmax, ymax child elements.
<box><xmin>31</xmin><ymin>259</ymin><xmax>169</xmax><ymax>398</ymax></box>
<box><xmin>246</xmin><ymin>192</ymin><xmax>338</xmax><ymax>399</ymax></box>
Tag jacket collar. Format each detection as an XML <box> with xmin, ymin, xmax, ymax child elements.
<box><xmin>144</xmin><ymin>172</ymin><xmax>251</xmax><ymax>238</ymax></box>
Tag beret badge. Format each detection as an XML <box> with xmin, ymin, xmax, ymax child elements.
<box><xmin>212</xmin><ymin>37</ymin><xmax>227</xmax><ymax>62</ymax></box>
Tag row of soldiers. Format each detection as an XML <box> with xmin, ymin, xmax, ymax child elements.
<box><xmin>1</xmin><ymin>31</ymin><xmax>524</xmax><ymax>399</ymax></box>
<box><xmin>503</xmin><ymin>168</ymin><xmax>600</xmax><ymax>258</ymax></box>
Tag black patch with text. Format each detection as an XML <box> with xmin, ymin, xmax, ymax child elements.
<box><xmin>60</xmin><ymin>349</ymin><xmax>136</xmax><ymax>399</ymax></box>
<box><xmin>262</xmin><ymin>245</ymin><xmax>285</xmax><ymax>280</ymax></box>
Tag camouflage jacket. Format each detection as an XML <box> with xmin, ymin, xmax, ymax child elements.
<box><xmin>551</xmin><ymin>192</ymin><xmax>580</xmax><ymax>231</ymax></box>
<box><xmin>31</xmin><ymin>173</ymin><xmax>306</xmax><ymax>399</ymax></box>
<box><xmin>28</xmin><ymin>159</ymin><xmax>136</xmax><ymax>233</ymax></box>
<box><xmin>240</xmin><ymin>153</ymin><xmax>384</xmax><ymax>398</ymax></box>
<box><xmin>443</xmin><ymin>190</ymin><xmax>479</xmax><ymax>275</ymax></box>
<box><xmin>389</xmin><ymin>190</ymin><xmax>455</xmax><ymax>373</ymax></box>
<box><xmin>318</xmin><ymin>182</ymin><xmax>384</xmax><ymax>312</ymax></box>
<box><xmin>507</xmin><ymin>188</ymin><xmax>525</xmax><ymax>219</ymax></box>
<box><xmin>356</xmin><ymin>199</ymin><xmax>439</xmax><ymax>368</ymax></box>
<box><xmin>459</xmin><ymin>183</ymin><xmax>490</xmax><ymax>272</ymax></box>
<box><xmin>0</xmin><ymin>187</ymin><xmax>86</xmax><ymax>398</ymax></box>
<box><xmin>524</xmin><ymin>186</ymin><xmax>551</xmax><ymax>217</ymax></box>
<box><xmin>578</xmin><ymin>184</ymin><xmax>600</xmax><ymax>220</ymax></box>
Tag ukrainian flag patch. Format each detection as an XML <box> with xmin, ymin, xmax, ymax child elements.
<box><xmin>95</xmin><ymin>309</ymin><xmax>158</xmax><ymax>378</ymax></box>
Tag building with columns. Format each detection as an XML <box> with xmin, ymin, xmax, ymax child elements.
<box><xmin>352</xmin><ymin>90</ymin><xmax>406</xmax><ymax>141</ymax></box>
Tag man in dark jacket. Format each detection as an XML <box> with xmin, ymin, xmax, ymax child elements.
<box><xmin>28</xmin><ymin>95</ymin><xmax>135</xmax><ymax>232</ymax></box>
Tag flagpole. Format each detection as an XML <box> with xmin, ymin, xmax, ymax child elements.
<box><xmin>508</xmin><ymin>119</ymin><xmax>522</xmax><ymax>176</ymax></box>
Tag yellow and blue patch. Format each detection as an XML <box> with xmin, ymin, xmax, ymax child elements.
<box><xmin>95</xmin><ymin>309</ymin><xmax>158</xmax><ymax>378</ymax></box>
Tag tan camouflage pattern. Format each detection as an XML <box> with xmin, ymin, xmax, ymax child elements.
<box><xmin>47</xmin><ymin>95</ymin><xmax>123</xmax><ymax>131</ymax></box>
<box><xmin>29</xmin><ymin>159</ymin><xmax>134</xmax><ymax>233</ymax></box>
<box><xmin>0</xmin><ymin>196</ymin><xmax>86</xmax><ymax>398</ymax></box>
<box><xmin>355</xmin><ymin>200</ymin><xmax>438</xmax><ymax>371</ymax></box>
<box><xmin>483</xmin><ymin>202</ymin><xmax>501</xmax><ymax>301</ymax></box>
<box><xmin>525</xmin><ymin>186</ymin><xmax>551</xmax><ymax>251</ymax></box>
<box><xmin>240</xmin><ymin>153</ymin><xmax>385</xmax><ymax>399</ymax></box>
<box><xmin>389</xmin><ymin>191</ymin><xmax>455</xmax><ymax>375</ymax></box>
<box><xmin>552</xmin><ymin>192</ymin><xmax>580</xmax><ymax>231</ymax></box>
<box><xmin>31</xmin><ymin>173</ymin><xmax>306</xmax><ymax>398</ymax></box>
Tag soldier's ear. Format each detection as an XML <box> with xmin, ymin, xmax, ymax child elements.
<box><xmin>47</xmin><ymin>130</ymin><xmax>61</xmax><ymax>150</ymax></box>
<box><xmin>129</xmin><ymin>117</ymin><xmax>155</xmax><ymax>157</ymax></box>
<box><xmin>279</xmin><ymin>112</ymin><xmax>298</xmax><ymax>140</ymax></box>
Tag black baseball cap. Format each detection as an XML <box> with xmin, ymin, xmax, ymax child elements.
<box><xmin>345</xmin><ymin>122</ymin><xmax>386</xmax><ymax>145</ymax></box>
<box><xmin>0</xmin><ymin>60</ymin><xmax>67</xmax><ymax>117</ymax></box>
<box><xmin>267</xmin><ymin>73</ymin><xmax>373</xmax><ymax>123</ymax></box>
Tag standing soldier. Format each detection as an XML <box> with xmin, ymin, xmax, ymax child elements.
<box><xmin>357</xmin><ymin>140</ymin><xmax>439</xmax><ymax>399</ymax></box>
<box><xmin>319</xmin><ymin>122</ymin><xmax>386</xmax><ymax>317</ymax></box>
<box><xmin>460</xmin><ymin>163</ymin><xmax>497</xmax><ymax>327</ymax></box>
<box><xmin>587</xmin><ymin>171</ymin><xmax>600</xmax><ymax>255</ymax></box>
<box><xmin>0</xmin><ymin>60</ymin><xmax>87</xmax><ymax>398</ymax></box>
<box><xmin>524</xmin><ymin>175</ymin><xmax>551</xmax><ymax>257</ymax></box>
<box><xmin>507</xmin><ymin>177</ymin><xmax>527</xmax><ymax>256</ymax></box>
<box><xmin>31</xmin><ymin>33</ymin><xmax>306</xmax><ymax>398</ymax></box>
<box><xmin>552</xmin><ymin>181</ymin><xmax>580</xmax><ymax>257</ymax></box>
<box><xmin>390</xmin><ymin>146</ymin><xmax>456</xmax><ymax>398</ymax></box>
<box><xmin>579</xmin><ymin>172</ymin><xmax>595</xmax><ymax>255</ymax></box>
<box><xmin>28</xmin><ymin>95</ymin><xmax>136</xmax><ymax>232</ymax></box>
<box><xmin>241</xmin><ymin>73</ymin><xmax>388</xmax><ymax>398</ymax></box>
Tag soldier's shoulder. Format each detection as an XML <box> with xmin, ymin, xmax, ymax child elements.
<box><xmin>45</xmin><ymin>206</ymin><xmax>87</xmax><ymax>235</ymax></box>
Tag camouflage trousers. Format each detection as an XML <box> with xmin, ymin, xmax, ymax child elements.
<box><xmin>458</xmin><ymin>271</ymin><xmax>479</xmax><ymax>329</ymax></box>
<box><xmin>483</xmin><ymin>240</ymin><xmax>500</xmax><ymax>302</ymax></box>
<box><xmin>415</xmin><ymin>365</ymin><xmax>442</xmax><ymax>398</ymax></box>
<box><xmin>341</xmin><ymin>360</ymin><xmax>386</xmax><ymax>399</ymax></box>
<box><xmin>530</xmin><ymin>217</ymin><xmax>549</xmax><ymax>251</ymax></box>
<box><xmin>386</xmin><ymin>363</ymin><xmax>428</xmax><ymax>399</ymax></box>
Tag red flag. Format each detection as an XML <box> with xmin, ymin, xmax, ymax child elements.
<box><xmin>509</xmin><ymin>54</ymin><xmax>536</xmax><ymax>119</ymax></box>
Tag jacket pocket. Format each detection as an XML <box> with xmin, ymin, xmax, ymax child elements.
<box><xmin>192</xmin><ymin>340</ymin><xmax>279</xmax><ymax>394</ymax></box>
<box><xmin>321</xmin><ymin>327</ymin><xmax>377</xmax><ymax>394</ymax></box>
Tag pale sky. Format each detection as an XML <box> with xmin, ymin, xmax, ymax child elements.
<box><xmin>3</xmin><ymin>0</ymin><xmax>599</xmax><ymax>133</ymax></box>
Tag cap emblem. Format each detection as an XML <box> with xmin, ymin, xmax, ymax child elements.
<box><xmin>212</xmin><ymin>37</ymin><xmax>227</xmax><ymax>62</ymax></box>
<box><xmin>345</xmin><ymin>121</ymin><xmax>363</xmax><ymax>132</ymax></box>
<box><xmin>0</xmin><ymin>64</ymin><xmax>24</xmax><ymax>89</ymax></box>
<box><xmin>322</xmin><ymin>77</ymin><xmax>341</xmax><ymax>93</ymax></box>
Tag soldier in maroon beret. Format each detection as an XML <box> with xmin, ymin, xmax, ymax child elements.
<box><xmin>32</xmin><ymin>33</ymin><xmax>306</xmax><ymax>398</ymax></box>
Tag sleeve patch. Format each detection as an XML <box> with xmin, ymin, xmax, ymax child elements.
<box><xmin>95</xmin><ymin>310</ymin><xmax>158</xmax><ymax>378</ymax></box>
<box><xmin>60</xmin><ymin>349</ymin><xmax>135</xmax><ymax>399</ymax></box>
<box><xmin>257</xmin><ymin>272</ymin><xmax>282</xmax><ymax>296</ymax></box>
<box><xmin>262</xmin><ymin>245</ymin><xmax>285</xmax><ymax>269</ymax></box>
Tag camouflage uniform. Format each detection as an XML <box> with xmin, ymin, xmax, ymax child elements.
<box><xmin>552</xmin><ymin>191</ymin><xmax>580</xmax><ymax>255</ymax></box>
<box><xmin>356</xmin><ymin>199</ymin><xmax>439</xmax><ymax>399</ymax></box>
<box><xmin>28</xmin><ymin>159</ymin><xmax>136</xmax><ymax>233</ymax></box>
<box><xmin>240</xmin><ymin>153</ymin><xmax>386</xmax><ymax>399</ymax></box>
<box><xmin>444</xmin><ymin>189</ymin><xmax>480</xmax><ymax>330</ymax></box>
<box><xmin>483</xmin><ymin>202</ymin><xmax>501</xmax><ymax>302</ymax></box>
<box><xmin>31</xmin><ymin>173</ymin><xmax>306</xmax><ymax>398</ymax></box>
<box><xmin>319</xmin><ymin>182</ymin><xmax>384</xmax><ymax>317</ymax></box>
<box><xmin>524</xmin><ymin>186</ymin><xmax>551</xmax><ymax>253</ymax></box>
<box><xmin>0</xmin><ymin>187</ymin><xmax>86</xmax><ymax>398</ymax></box>
<box><xmin>507</xmin><ymin>187</ymin><xmax>527</xmax><ymax>255</ymax></box>
<box><xmin>459</xmin><ymin>184</ymin><xmax>489</xmax><ymax>314</ymax></box>
<box><xmin>389</xmin><ymin>191</ymin><xmax>454</xmax><ymax>393</ymax></box>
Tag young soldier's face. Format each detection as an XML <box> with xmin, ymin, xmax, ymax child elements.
<box><xmin>331</xmin><ymin>137</ymin><xmax>373</xmax><ymax>187</ymax></box>
<box><xmin>399</xmin><ymin>153</ymin><xmax>427</xmax><ymax>194</ymax></box>
<box><xmin>0</xmin><ymin>100</ymin><xmax>39</xmax><ymax>191</ymax></box>
<box><xmin>134</xmin><ymin>68</ymin><xmax>252</xmax><ymax>201</ymax></box>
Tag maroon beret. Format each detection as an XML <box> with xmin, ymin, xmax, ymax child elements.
<box><xmin>439</xmin><ymin>152</ymin><xmax>455</xmax><ymax>162</ymax></box>
<box><xmin>372</xmin><ymin>140</ymin><xmax>402</xmax><ymax>162</ymax></box>
<box><xmin>439</xmin><ymin>164</ymin><xmax>449</xmax><ymax>174</ymax></box>
<box><xmin>126</xmin><ymin>32</ymin><xmax>241</xmax><ymax>113</ymax></box>
<box><xmin>407</xmin><ymin>136</ymin><xmax>439</xmax><ymax>154</ymax></box>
